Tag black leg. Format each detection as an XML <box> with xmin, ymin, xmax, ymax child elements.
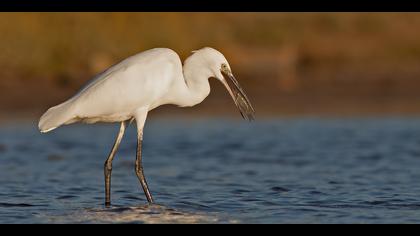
<box><xmin>135</xmin><ymin>130</ymin><xmax>154</xmax><ymax>204</ymax></box>
<box><xmin>104</xmin><ymin>121</ymin><xmax>126</xmax><ymax>207</ymax></box>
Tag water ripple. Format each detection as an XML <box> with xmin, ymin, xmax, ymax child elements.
<box><xmin>3</xmin><ymin>118</ymin><xmax>420</xmax><ymax>223</ymax></box>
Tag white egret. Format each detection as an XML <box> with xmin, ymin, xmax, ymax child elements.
<box><xmin>38</xmin><ymin>47</ymin><xmax>255</xmax><ymax>206</ymax></box>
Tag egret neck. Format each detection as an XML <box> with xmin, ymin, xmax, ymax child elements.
<box><xmin>175</xmin><ymin>53</ymin><xmax>212</xmax><ymax>108</ymax></box>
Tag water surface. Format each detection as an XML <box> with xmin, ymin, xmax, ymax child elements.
<box><xmin>1</xmin><ymin>118</ymin><xmax>420</xmax><ymax>223</ymax></box>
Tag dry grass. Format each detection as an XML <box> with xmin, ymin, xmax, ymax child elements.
<box><xmin>1</xmin><ymin>13</ymin><xmax>420</xmax><ymax>118</ymax></box>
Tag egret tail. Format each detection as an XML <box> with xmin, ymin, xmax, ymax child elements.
<box><xmin>38</xmin><ymin>101</ymin><xmax>75</xmax><ymax>133</ymax></box>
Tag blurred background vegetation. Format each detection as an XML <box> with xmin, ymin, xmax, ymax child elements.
<box><xmin>2</xmin><ymin>12</ymin><xmax>420</xmax><ymax>121</ymax></box>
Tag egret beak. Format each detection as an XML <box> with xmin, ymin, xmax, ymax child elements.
<box><xmin>221</xmin><ymin>71</ymin><xmax>255</xmax><ymax>121</ymax></box>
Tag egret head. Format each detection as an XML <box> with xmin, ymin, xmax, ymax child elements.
<box><xmin>191</xmin><ymin>47</ymin><xmax>255</xmax><ymax>121</ymax></box>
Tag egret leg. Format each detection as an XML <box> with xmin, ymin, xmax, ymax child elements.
<box><xmin>135</xmin><ymin>130</ymin><xmax>154</xmax><ymax>203</ymax></box>
<box><xmin>104</xmin><ymin>121</ymin><xmax>127</xmax><ymax>207</ymax></box>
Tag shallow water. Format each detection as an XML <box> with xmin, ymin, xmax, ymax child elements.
<box><xmin>1</xmin><ymin>118</ymin><xmax>420</xmax><ymax>223</ymax></box>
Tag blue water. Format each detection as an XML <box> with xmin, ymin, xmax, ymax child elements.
<box><xmin>1</xmin><ymin>118</ymin><xmax>420</xmax><ymax>223</ymax></box>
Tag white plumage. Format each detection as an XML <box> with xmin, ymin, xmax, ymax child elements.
<box><xmin>38</xmin><ymin>47</ymin><xmax>254</xmax><ymax>205</ymax></box>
